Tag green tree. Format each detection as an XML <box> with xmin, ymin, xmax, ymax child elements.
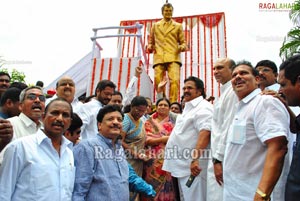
<box><xmin>0</xmin><ymin>68</ymin><xmax>26</xmax><ymax>83</ymax></box>
<box><xmin>280</xmin><ymin>0</ymin><xmax>300</xmax><ymax>60</ymax></box>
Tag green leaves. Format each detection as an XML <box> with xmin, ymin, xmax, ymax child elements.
<box><xmin>280</xmin><ymin>0</ymin><xmax>300</xmax><ymax>60</ymax></box>
<box><xmin>280</xmin><ymin>27</ymin><xmax>300</xmax><ymax>59</ymax></box>
<box><xmin>0</xmin><ymin>68</ymin><xmax>26</xmax><ymax>83</ymax></box>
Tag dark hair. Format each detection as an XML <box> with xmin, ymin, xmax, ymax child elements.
<box><xmin>45</xmin><ymin>98</ymin><xmax>73</xmax><ymax>117</ymax></box>
<box><xmin>156</xmin><ymin>97</ymin><xmax>171</xmax><ymax>107</ymax></box>
<box><xmin>279</xmin><ymin>54</ymin><xmax>300</xmax><ymax>85</ymax></box>
<box><xmin>36</xmin><ymin>80</ymin><xmax>44</xmax><ymax>87</ymax></box>
<box><xmin>0</xmin><ymin>72</ymin><xmax>11</xmax><ymax>80</ymax></box>
<box><xmin>10</xmin><ymin>82</ymin><xmax>28</xmax><ymax>91</ymax></box>
<box><xmin>113</xmin><ymin>90</ymin><xmax>123</xmax><ymax>99</ymax></box>
<box><xmin>170</xmin><ymin>101</ymin><xmax>182</xmax><ymax>113</ymax></box>
<box><xmin>97</xmin><ymin>104</ymin><xmax>123</xmax><ymax>123</ymax></box>
<box><xmin>131</xmin><ymin>96</ymin><xmax>148</xmax><ymax>107</ymax></box>
<box><xmin>233</xmin><ymin>60</ymin><xmax>259</xmax><ymax>77</ymax></box>
<box><xmin>95</xmin><ymin>80</ymin><xmax>116</xmax><ymax>95</ymax></box>
<box><xmin>123</xmin><ymin>104</ymin><xmax>131</xmax><ymax>113</ymax></box>
<box><xmin>67</xmin><ymin>113</ymin><xmax>83</xmax><ymax>133</ymax></box>
<box><xmin>161</xmin><ymin>3</ymin><xmax>173</xmax><ymax>13</ymax></box>
<box><xmin>184</xmin><ymin>76</ymin><xmax>206</xmax><ymax>99</ymax></box>
<box><xmin>19</xmin><ymin>86</ymin><xmax>44</xmax><ymax>103</ymax></box>
<box><xmin>78</xmin><ymin>94</ymin><xmax>86</xmax><ymax>101</ymax></box>
<box><xmin>0</xmin><ymin>87</ymin><xmax>22</xmax><ymax>106</ymax></box>
<box><xmin>255</xmin><ymin>59</ymin><xmax>278</xmax><ymax>73</ymax></box>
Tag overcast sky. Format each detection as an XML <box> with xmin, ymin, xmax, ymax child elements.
<box><xmin>0</xmin><ymin>0</ymin><xmax>295</xmax><ymax>86</ymax></box>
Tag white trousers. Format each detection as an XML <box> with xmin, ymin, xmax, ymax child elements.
<box><xmin>206</xmin><ymin>160</ymin><xmax>223</xmax><ymax>201</ymax></box>
<box><xmin>178</xmin><ymin>171</ymin><xmax>207</xmax><ymax>201</ymax></box>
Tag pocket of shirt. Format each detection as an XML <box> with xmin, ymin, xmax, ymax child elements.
<box><xmin>230</xmin><ymin>119</ymin><xmax>246</xmax><ymax>145</ymax></box>
<box><xmin>31</xmin><ymin>164</ymin><xmax>55</xmax><ymax>193</ymax></box>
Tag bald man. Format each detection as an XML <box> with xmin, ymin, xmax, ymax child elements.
<box><xmin>207</xmin><ymin>58</ymin><xmax>237</xmax><ymax>201</ymax></box>
<box><xmin>46</xmin><ymin>76</ymin><xmax>82</xmax><ymax>112</ymax></box>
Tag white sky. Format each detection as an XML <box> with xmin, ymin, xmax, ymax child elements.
<box><xmin>0</xmin><ymin>0</ymin><xmax>295</xmax><ymax>86</ymax></box>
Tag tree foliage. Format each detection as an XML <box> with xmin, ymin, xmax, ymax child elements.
<box><xmin>0</xmin><ymin>68</ymin><xmax>26</xmax><ymax>83</ymax></box>
<box><xmin>280</xmin><ymin>0</ymin><xmax>300</xmax><ymax>60</ymax></box>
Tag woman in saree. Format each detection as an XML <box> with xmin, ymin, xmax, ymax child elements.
<box><xmin>142</xmin><ymin>97</ymin><xmax>179</xmax><ymax>201</ymax></box>
<box><xmin>122</xmin><ymin>96</ymin><xmax>149</xmax><ymax>177</ymax></box>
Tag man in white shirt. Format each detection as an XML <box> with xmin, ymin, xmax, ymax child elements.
<box><xmin>0</xmin><ymin>98</ymin><xmax>75</xmax><ymax>201</ymax></box>
<box><xmin>255</xmin><ymin>59</ymin><xmax>279</xmax><ymax>91</ymax></box>
<box><xmin>223</xmin><ymin>61</ymin><xmax>289</xmax><ymax>201</ymax></box>
<box><xmin>46</xmin><ymin>76</ymin><xmax>83</xmax><ymax>113</ymax></box>
<box><xmin>122</xmin><ymin>66</ymin><xmax>143</xmax><ymax>107</ymax></box>
<box><xmin>255</xmin><ymin>59</ymin><xmax>295</xmax><ymax>200</ymax></box>
<box><xmin>8</xmin><ymin>86</ymin><xmax>45</xmax><ymax>141</ymax></box>
<box><xmin>162</xmin><ymin>76</ymin><xmax>213</xmax><ymax>201</ymax></box>
<box><xmin>0</xmin><ymin>86</ymin><xmax>46</xmax><ymax>163</ymax></box>
<box><xmin>207</xmin><ymin>58</ymin><xmax>237</xmax><ymax>201</ymax></box>
<box><xmin>77</xmin><ymin>79</ymin><xmax>116</xmax><ymax>139</ymax></box>
<box><xmin>110</xmin><ymin>66</ymin><xmax>143</xmax><ymax>110</ymax></box>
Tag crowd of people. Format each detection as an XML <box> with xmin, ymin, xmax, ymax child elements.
<box><xmin>0</xmin><ymin>53</ymin><xmax>299</xmax><ymax>201</ymax></box>
<box><xmin>0</xmin><ymin>2</ymin><xmax>300</xmax><ymax>201</ymax></box>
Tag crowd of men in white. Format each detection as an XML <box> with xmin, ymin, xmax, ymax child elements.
<box><xmin>0</xmin><ymin>55</ymin><xmax>300</xmax><ymax>201</ymax></box>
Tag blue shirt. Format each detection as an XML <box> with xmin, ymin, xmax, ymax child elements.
<box><xmin>0</xmin><ymin>111</ymin><xmax>8</xmax><ymax>119</ymax></box>
<box><xmin>0</xmin><ymin>129</ymin><xmax>75</xmax><ymax>201</ymax></box>
<box><xmin>72</xmin><ymin>134</ymin><xmax>129</xmax><ymax>201</ymax></box>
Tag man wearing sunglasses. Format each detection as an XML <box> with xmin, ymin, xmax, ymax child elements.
<box><xmin>0</xmin><ymin>86</ymin><xmax>46</xmax><ymax>162</ymax></box>
<box><xmin>7</xmin><ymin>86</ymin><xmax>45</xmax><ymax>140</ymax></box>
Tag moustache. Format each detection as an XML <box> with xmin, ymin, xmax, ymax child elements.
<box><xmin>52</xmin><ymin>121</ymin><xmax>64</xmax><ymax>128</ymax></box>
<box><xmin>112</xmin><ymin>124</ymin><xmax>122</xmax><ymax>129</ymax></box>
<box><xmin>259</xmin><ymin>74</ymin><xmax>266</xmax><ymax>79</ymax></box>
<box><xmin>32</xmin><ymin>104</ymin><xmax>42</xmax><ymax>110</ymax></box>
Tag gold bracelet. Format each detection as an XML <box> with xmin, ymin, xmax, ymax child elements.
<box><xmin>256</xmin><ymin>188</ymin><xmax>270</xmax><ymax>201</ymax></box>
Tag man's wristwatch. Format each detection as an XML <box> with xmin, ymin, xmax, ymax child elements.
<box><xmin>212</xmin><ymin>158</ymin><xmax>222</xmax><ymax>164</ymax></box>
<box><xmin>256</xmin><ymin>188</ymin><xmax>270</xmax><ymax>201</ymax></box>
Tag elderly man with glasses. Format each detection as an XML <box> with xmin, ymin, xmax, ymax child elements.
<box><xmin>0</xmin><ymin>86</ymin><xmax>46</xmax><ymax>162</ymax></box>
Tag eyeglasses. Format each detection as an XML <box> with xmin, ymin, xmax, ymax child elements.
<box><xmin>26</xmin><ymin>93</ymin><xmax>46</xmax><ymax>102</ymax></box>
